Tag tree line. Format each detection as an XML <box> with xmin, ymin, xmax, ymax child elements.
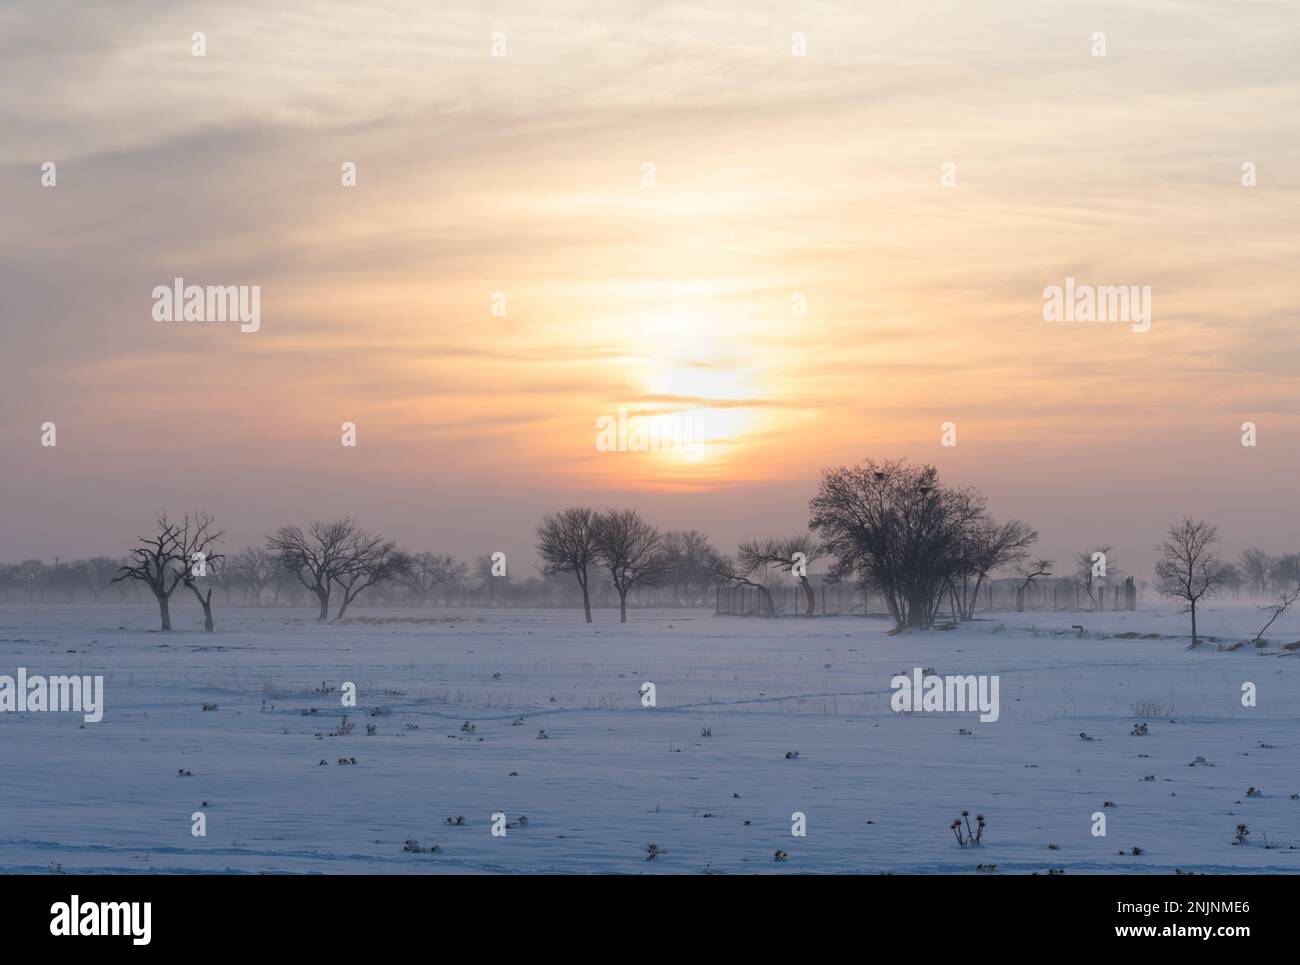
<box><xmin>531</xmin><ymin>458</ymin><xmax>1263</xmax><ymax>644</ymax></box>
<box><xmin>1</xmin><ymin>458</ymin><xmax>1288</xmax><ymax>643</ymax></box>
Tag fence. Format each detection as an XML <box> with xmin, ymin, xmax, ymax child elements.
<box><xmin>1002</xmin><ymin>577</ymin><xmax>1137</xmax><ymax>613</ymax></box>
<box><xmin>716</xmin><ymin>576</ymin><xmax>1137</xmax><ymax>617</ymax></box>
<box><xmin>715</xmin><ymin>583</ymin><xmax>882</xmax><ymax>617</ymax></box>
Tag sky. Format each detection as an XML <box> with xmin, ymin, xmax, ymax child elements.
<box><xmin>1</xmin><ymin>0</ymin><xmax>1298</xmax><ymax>579</ymax></box>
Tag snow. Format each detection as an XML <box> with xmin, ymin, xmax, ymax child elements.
<box><xmin>1</xmin><ymin>601</ymin><xmax>1297</xmax><ymax>874</ymax></box>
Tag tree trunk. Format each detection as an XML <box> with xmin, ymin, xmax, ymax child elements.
<box><xmin>157</xmin><ymin>593</ymin><xmax>172</xmax><ymax>631</ymax></box>
<box><xmin>315</xmin><ymin>584</ymin><xmax>330</xmax><ymax>620</ymax></box>
<box><xmin>799</xmin><ymin>576</ymin><xmax>815</xmax><ymax>618</ymax></box>
<box><xmin>183</xmin><ymin>584</ymin><xmax>215</xmax><ymax>630</ymax></box>
<box><xmin>336</xmin><ymin>593</ymin><xmax>355</xmax><ymax>621</ymax></box>
<box><xmin>906</xmin><ymin>592</ymin><xmax>931</xmax><ymax>629</ymax></box>
<box><xmin>1190</xmin><ymin>602</ymin><xmax>1198</xmax><ymax>646</ymax></box>
<box><xmin>618</xmin><ymin>591</ymin><xmax>628</xmax><ymax>623</ymax></box>
<box><xmin>964</xmin><ymin>574</ymin><xmax>985</xmax><ymax>620</ymax></box>
<box><xmin>574</xmin><ymin>569</ymin><xmax>593</xmax><ymax>623</ymax></box>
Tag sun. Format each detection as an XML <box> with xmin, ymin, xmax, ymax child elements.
<box><xmin>634</xmin><ymin>353</ymin><xmax>761</xmax><ymax>475</ymax></box>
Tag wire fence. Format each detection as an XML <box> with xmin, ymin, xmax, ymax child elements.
<box><xmin>715</xmin><ymin>576</ymin><xmax>1138</xmax><ymax>617</ymax></box>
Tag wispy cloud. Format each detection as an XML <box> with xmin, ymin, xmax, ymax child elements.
<box><xmin>1</xmin><ymin>0</ymin><xmax>1297</xmax><ymax>571</ymax></box>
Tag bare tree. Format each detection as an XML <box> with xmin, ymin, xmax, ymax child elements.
<box><xmin>1155</xmin><ymin>518</ymin><xmax>1224</xmax><ymax>647</ymax></box>
<box><xmin>1016</xmin><ymin>558</ymin><xmax>1054</xmax><ymax>596</ymax></box>
<box><xmin>1253</xmin><ymin>585</ymin><xmax>1300</xmax><ymax>644</ymax></box>
<box><xmin>269</xmin><ymin>564</ymin><xmax>303</xmax><ymax>606</ymax></box>
<box><xmin>1251</xmin><ymin>555</ymin><xmax>1300</xmax><ymax>643</ymax></box>
<box><xmin>536</xmin><ymin>508</ymin><xmax>599</xmax><ymax>622</ymax></box>
<box><xmin>229</xmin><ymin>546</ymin><xmax>274</xmax><ymax>604</ymax></box>
<box><xmin>81</xmin><ymin>557</ymin><xmax>120</xmax><ymax>603</ymax></box>
<box><xmin>332</xmin><ymin>531</ymin><xmax>406</xmax><ymax>620</ymax></box>
<box><xmin>737</xmin><ymin>536</ymin><xmax>823</xmax><ymax>617</ymax></box>
<box><xmin>46</xmin><ymin>560</ymin><xmax>80</xmax><ymax>602</ymax></box>
<box><xmin>473</xmin><ymin>553</ymin><xmax>511</xmax><ymax>605</ymax></box>
<box><xmin>1269</xmin><ymin>554</ymin><xmax>1300</xmax><ymax>592</ymax></box>
<box><xmin>267</xmin><ymin>519</ymin><xmax>357</xmax><ymax>620</ymax></box>
<box><xmin>213</xmin><ymin>561</ymin><xmax>239</xmax><ymax>603</ymax></box>
<box><xmin>175</xmin><ymin>512</ymin><xmax>225</xmax><ymax>631</ymax></box>
<box><xmin>713</xmin><ymin>555</ymin><xmax>776</xmax><ymax>617</ymax></box>
<box><xmin>592</xmin><ymin>508</ymin><xmax>667</xmax><ymax>623</ymax></box>
<box><xmin>15</xmin><ymin>559</ymin><xmax>46</xmax><ymax>602</ymax></box>
<box><xmin>1239</xmin><ymin>548</ymin><xmax>1274</xmax><ymax>598</ymax></box>
<box><xmin>1074</xmin><ymin>545</ymin><xmax>1116</xmax><ymax>609</ymax></box>
<box><xmin>113</xmin><ymin>517</ymin><xmax>185</xmax><ymax>629</ymax></box>
<box><xmin>809</xmin><ymin>459</ymin><xmax>984</xmax><ymax>630</ymax></box>
<box><xmin>401</xmin><ymin>552</ymin><xmax>465</xmax><ymax>607</ymax></box>
<box><xmin>113</xmin><ymin>512</ymin><xmax>221</xmax><ymax>631</ymax></box>
<box><xmin>661</xmin><ymin>530</ymin><xmax>725</xmax><ymax>606</ymax></box>
<box><xmin>1217</xmin><ymin>561</ymin><xmax>1244</xmax><ymax>599</ymax></box>
<box><xmin>950</xmin><ymin>519</ymin><xmax>1038</xmax><ymax>620</ymax></box>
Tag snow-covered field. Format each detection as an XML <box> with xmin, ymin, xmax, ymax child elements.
<box><xmin>0</xmin><ymin>601</ymin><xmax>1297</xmax><ymax>874</ymax></box>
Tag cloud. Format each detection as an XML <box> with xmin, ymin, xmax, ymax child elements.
<box><xmin>1</xmin><ymin>0</ymin><xmax>1298</xmax><ymax>571</ymax></box>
